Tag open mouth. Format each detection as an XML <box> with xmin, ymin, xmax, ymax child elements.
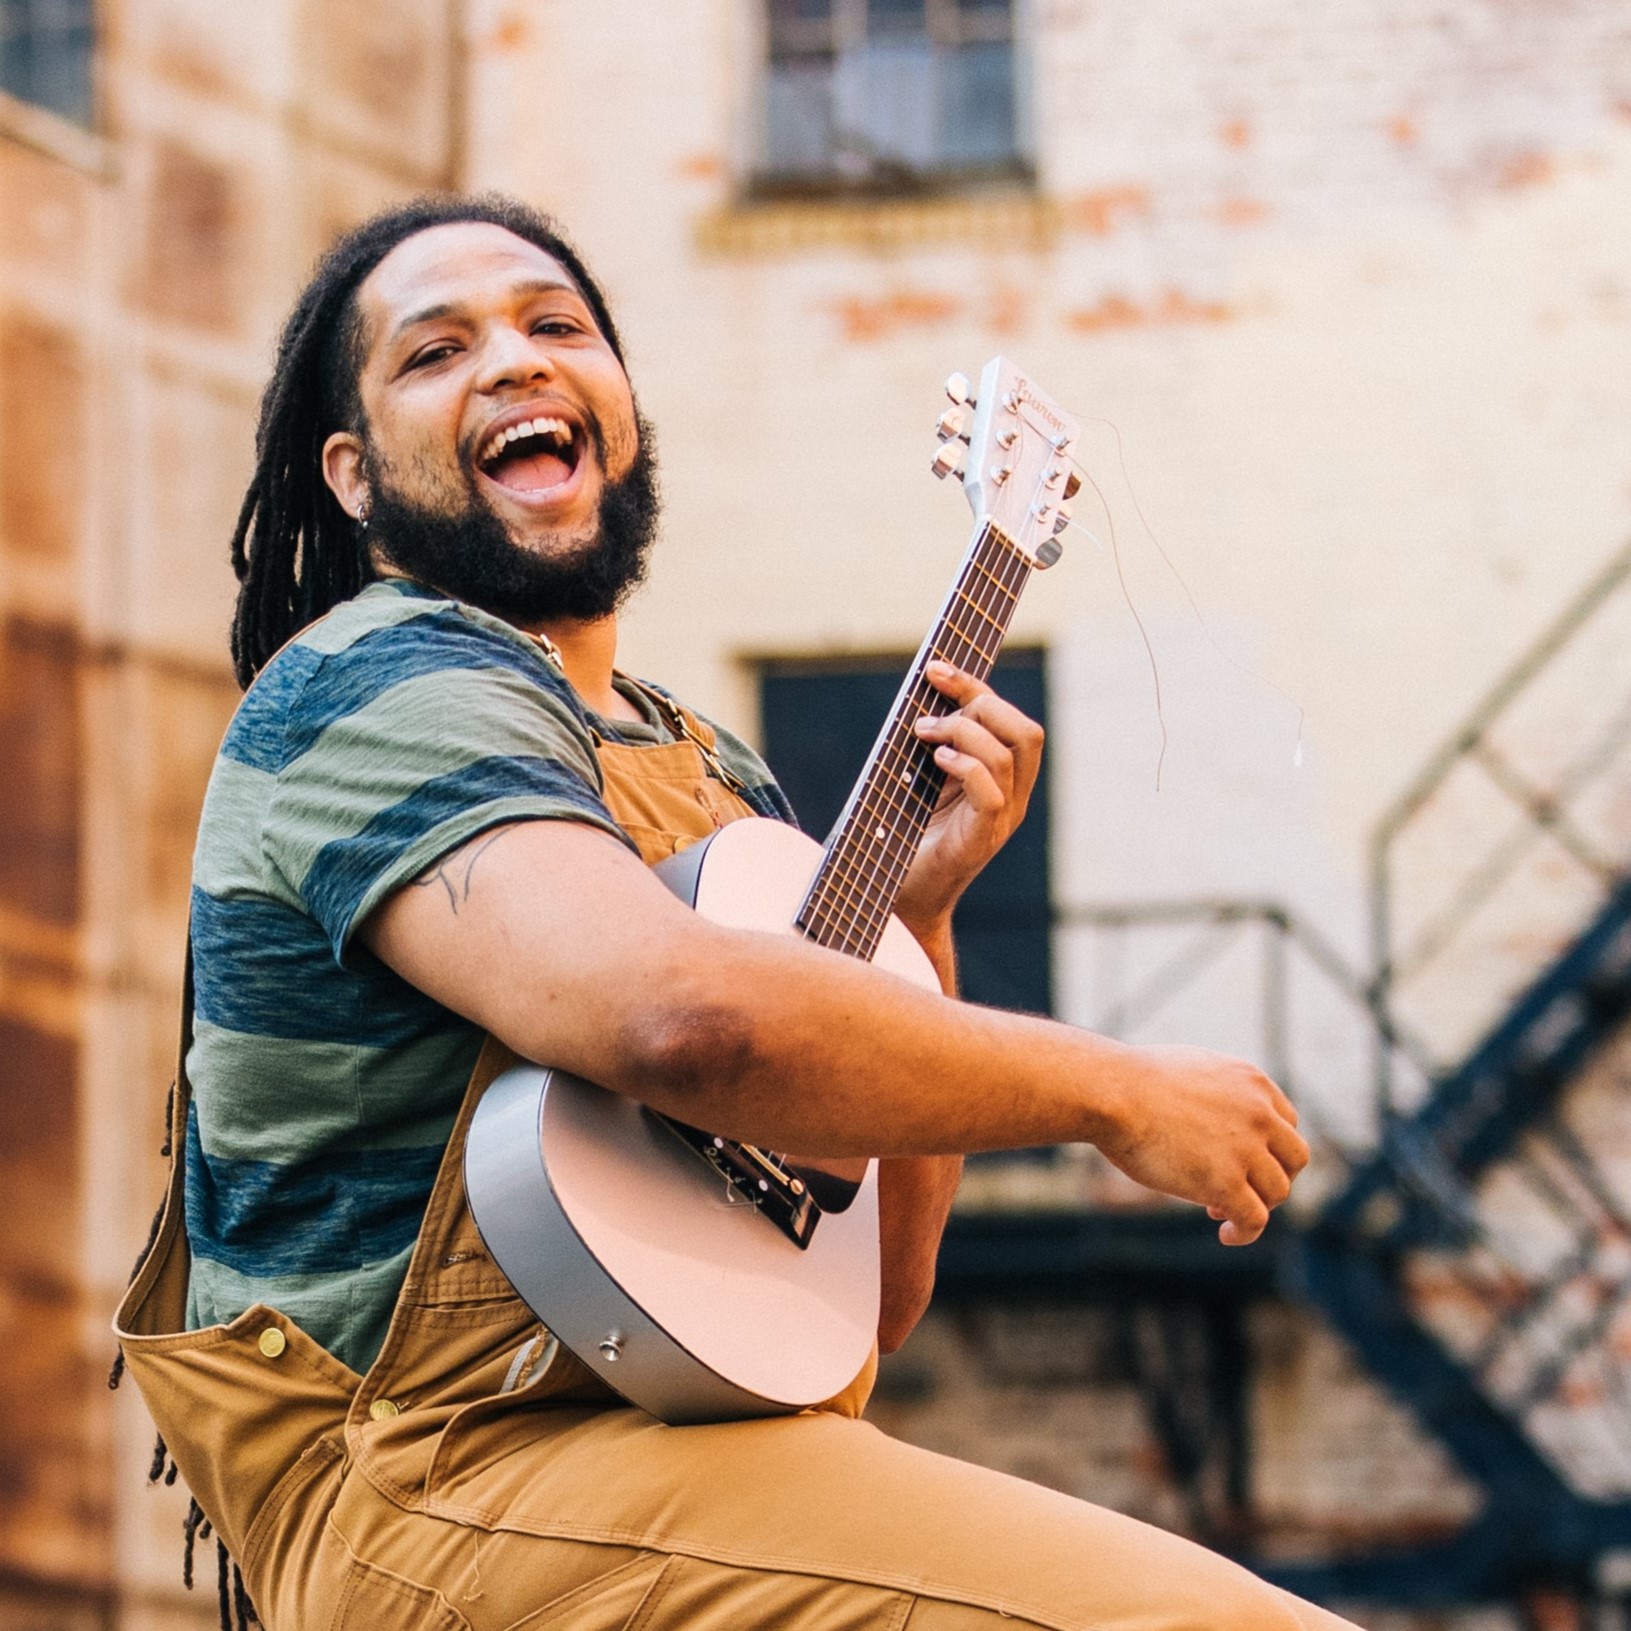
<box><xmin>475</xmin><ymin>414</ymin><xmax>584</xmax><ymax>497</ymax></box>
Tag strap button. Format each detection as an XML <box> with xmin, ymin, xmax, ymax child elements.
<box><xmin>369</xmin><ymin>1398</ymin><xmax>400</xmax><ymax>1421</ymax></box>
<box><xmin>257</xmin><ymin>1328</ymin><xmax>286</xmax><ymax>1359</ymax></box>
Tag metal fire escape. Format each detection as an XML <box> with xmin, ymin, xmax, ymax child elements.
<box><xmin>935</xmin><ymin>538</ymin><xmax>1631</xmax><ymax>1610</ymax></box>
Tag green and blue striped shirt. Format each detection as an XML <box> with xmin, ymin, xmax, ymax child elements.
<box><xmin>184</xmin><ymin>579</ymin><xmax>789</xmax><ymax>1373</ymax></box>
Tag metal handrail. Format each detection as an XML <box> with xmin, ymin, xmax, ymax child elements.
<box><xmin>1053</xmin><ymin>899</ymin><xmax>1435</xmax><ymax>1177</ymax></box>
<box><xmin>1368</xmin><ymin>538</ymin><xmax>1631</xmax><ymax>1116</ymax></box>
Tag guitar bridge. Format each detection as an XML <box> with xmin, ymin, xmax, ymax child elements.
<box><xmin>648</xmin><ymin>1112</ymin><xmax>822</xmax><ymax>1249</ymax></box>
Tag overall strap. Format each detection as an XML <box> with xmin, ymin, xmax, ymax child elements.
<box><xmin>604</xmin><ymin>673</ymin><xmax>757</xmax><ymax>801</ymax></box>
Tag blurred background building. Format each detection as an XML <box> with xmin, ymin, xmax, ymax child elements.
<box><xmin>3</xmin><ymin>0</ymin><xmax>1631</xmax><ymax>1626</ymax></box>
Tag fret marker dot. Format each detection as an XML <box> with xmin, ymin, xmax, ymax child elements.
<box><xmin>875</xmin><ymin>824</ymin><xmax>888</xmax><ymax>840</ymax></box>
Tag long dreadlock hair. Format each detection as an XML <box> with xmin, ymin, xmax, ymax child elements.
<box><xmin>227</xmin><ymin>193</ymin><xmax>627</xmax><ymax>690</ymax></box>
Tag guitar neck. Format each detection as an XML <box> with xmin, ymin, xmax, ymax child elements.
<box><xmin>793</xmin><ymin>522</ymin><xmax>1032</xmax><ymax>962</ymax></box>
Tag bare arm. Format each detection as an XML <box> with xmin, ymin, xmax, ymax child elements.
<box><xmin>362</xmin><ymin>817</ymin><xmax>1307</xmax><ymax>1246</ymax></box>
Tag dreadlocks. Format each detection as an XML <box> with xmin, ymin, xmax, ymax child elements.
<box><xmin>227</xmin><ymin>193</ymin><xmax>626</xmax><ymax>690</ymax></box>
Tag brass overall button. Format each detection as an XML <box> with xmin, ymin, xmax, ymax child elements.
<box><xmin>369</xmin><ymin>1398</ymin><xmax>400</xmax><ymax>1421</ymax></box>
<box><xmin>257</xmin><ymin>1328</ymin><xmax>286</xmax><ymax>1359</ymax></box>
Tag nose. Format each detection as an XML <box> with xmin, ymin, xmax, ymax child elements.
<box><xmin>474</xmin><ymin>322</ymin><xmax>556</xmax><ymax>393</ymax></box>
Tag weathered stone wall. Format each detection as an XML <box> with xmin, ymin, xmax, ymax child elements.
<box><xmin>0</xmin><ymin>2</ymin><xmax>459</xmax><ymax>1622</ymax></box>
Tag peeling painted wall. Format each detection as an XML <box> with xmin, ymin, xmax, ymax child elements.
<box><xmin>0</xmin><ymin>1</ymin><xmax>461</xmax><ymax>1622</ymax></box>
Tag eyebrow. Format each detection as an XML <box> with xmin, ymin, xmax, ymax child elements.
<box><xmin>388</xmin><ymin>277</ymin><xmax>587</xmax><ymax>344</ymax></box>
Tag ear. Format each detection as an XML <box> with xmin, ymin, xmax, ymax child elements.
<box><xmin>322</xmin><ymin>431</ymin><xmax>369</xmax><ymax>520</ymax></box>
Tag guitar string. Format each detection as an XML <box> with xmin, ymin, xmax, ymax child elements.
<box><xmin>797</xmin><ymin>567</ymin><xmax>1009</xmax><ymax>954</ymax></box>
<box><xmin>803</xmin><ymin>505</ymin><xmax>1041</xmax><ymax>954</ymax></box>
<box><xmin>717</xmin><ymin>431</ymin><xmax>1063</xmax><ymax>1187</ymax></box>
<box><xmin>816</xmin><ymin>435</ymin><xmax>1063</xmax><ymax>956</ymax></box>
<box><xmin>797</xmin><ymin>526</ymin><xmax>1022</xmax><ymax>952</ymax></box>
<box><xmin>837</xmin><ymin>533</ymin><xmax>1033</xmax><ymax>956</ymax></box>
<box><xmin>801</xmin><ymin>521</ymin><xmax>1037</xmax><ymax>957</ymax></box>
<box><xmin>801</xmin><ymin>422</ymin><xmax>1062</xmax><ymax>952</ymax></box>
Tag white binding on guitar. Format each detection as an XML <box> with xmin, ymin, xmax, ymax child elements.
<box><xmin>465</xmin><ymin>358</ymin><xmax>1082</xmax><ymax>1422</ymax></box>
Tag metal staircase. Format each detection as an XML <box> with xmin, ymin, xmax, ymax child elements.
<box><xmin>945</xmin><ymin>539</ymin><xmax>1631</xmax><ymax>1611</ymax></box>
<box><xmin>1285</xmin><ymin>540</ymin><xmax>1631</xmax><ymax>1607</ymax></box>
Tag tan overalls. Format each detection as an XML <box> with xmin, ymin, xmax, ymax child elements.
<box><xmin>116</xmin><ymin>703</ymin><xmax>1362</xmax><ymax>1631</ymax></box>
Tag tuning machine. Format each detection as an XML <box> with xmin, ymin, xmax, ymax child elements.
<box><xmin>931</xmin><ymin>441</ymin><xmax>967</xmax><ymax>480</ymax></box>
<box><xmin>936</xmin><ymin>405</ymin><xmax>969</xmax><ymax>443</ymax></box>
<box><xmin>944</xmin><ymin>371</ymin><xmax>976</xmax><ymax>408</ymax></box>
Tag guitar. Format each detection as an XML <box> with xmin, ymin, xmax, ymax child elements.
<box><xmin>465</xmin><ymin>358</ymin><xmax>1081</xmax><ymax>1422</ymax></box>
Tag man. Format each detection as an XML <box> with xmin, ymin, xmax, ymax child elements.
<box><xmin>117</xmin><ymin>194</ymin><xmax>1357</xmax><ymax>1631</ymax></box>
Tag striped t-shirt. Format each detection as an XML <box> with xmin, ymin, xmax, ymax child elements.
<box><xmin>184</xmin><ymin>578</ymin><xmax>790</xmax><ymax>1374</ymax></box>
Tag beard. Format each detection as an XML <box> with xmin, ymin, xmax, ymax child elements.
<box><xmin>363</xmin><ymin>414</ymin><xmax>660</xmax><ymax>626</ymax></box>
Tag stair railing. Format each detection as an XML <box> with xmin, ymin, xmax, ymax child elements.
<box><xmin>1369</xmin><ymin>539</ymin><xmax>1631</xmax><ymax>1120</ymax></box>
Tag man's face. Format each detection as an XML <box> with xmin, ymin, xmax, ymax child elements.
<box><xmin>325</xmin><ymin>221</ymin><xmax>655</xmax><ymax>624</ymax></box>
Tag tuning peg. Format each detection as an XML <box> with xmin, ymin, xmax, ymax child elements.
<box><xmin>1051</xmin><ymin>503</ymin><xmax>1073</xmax><ymax>535</ymax></box>
<box><xmin>944</xmin><ymin>372</ymin><xmax>975</xmax><ymax>407</ymax></box>
<box><xmin>930</xmin><ymin>442</ymin><xmax>967</xmax><ymax>480</ymax></box>
<box><xmin>1063</xmin><ymin>471</ymin><xmax>1082</xmax><ymax>500</ymax></box>
<box><xmin>1035</xmin><ymin>537</ymin><xmax>1064</xmax><ymax>568</ymax></box>
<box><xmin>936</xmin><ymin>405</ymin><xmax>969</xmax><ymax>442</ymax></box>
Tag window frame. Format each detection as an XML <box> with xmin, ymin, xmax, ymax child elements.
<box><xmin>0</xmin><ymin>0</ymin><xmax>103</xmax><ymax>169</ymax></box>
<box><xmin>750</xmin><ymin>0</ymin><xmax>1035</xmax><ymax>201</ymax></box>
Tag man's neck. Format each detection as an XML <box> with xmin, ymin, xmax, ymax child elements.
<box><xmin>520</xmin><ymin>611</ymin><xmax>640</xmax><ymax>723</ymax></box>
<box><xmin>370</xmin><ymin>564</ymin><xmax>640</xmax><ymax>723</ymax></box>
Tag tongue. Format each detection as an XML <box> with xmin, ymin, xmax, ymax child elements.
<box><xmin>489</xmin><ymin>446</ymin><xmax>574</xmax><ymax>493</ymax></box>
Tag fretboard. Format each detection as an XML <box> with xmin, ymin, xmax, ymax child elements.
<box><xmin>793</xmin><ymin>523</ymin><xmax>1032</xmax><ymax>962</ymax></box>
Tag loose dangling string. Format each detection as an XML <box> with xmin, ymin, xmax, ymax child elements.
<box><xmin>1064</xmin><ymin>418</ymin><xmax>1307</xmax><ymax>776</ymax></box>
<box><xmin>1069</xmin><ymin>457</ymin><xmax>1170</xmax><ymax>790</ymax></box>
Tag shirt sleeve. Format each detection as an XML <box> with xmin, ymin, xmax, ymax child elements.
<box><xmin>263</xmin><ymin>608</ymin><xmax>635</xmax><ymax>962</ymax></box>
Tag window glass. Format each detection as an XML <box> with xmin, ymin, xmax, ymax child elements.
<box><xmin>769</xmin><ymin>0</ymin><xmax>838</xmax><ymax>54</ymax></box>
<box><xmin>0</xmin><ymin>0</ymin><xmax>94</xmax><ymax>126</ymax></box>
<box><xmin>759</xmin><ymin>0</ymin><xmax>1023</xmax><ymax>192</ymax></box>
<box><xmin>757</xmin><ymin>649</ymin><xmax>1053</xmax><ymax>1016</ymax></box>
<box><xmin>868</xmin><ymin>0</ymin><xmax>927</xmax><ymax>39</ymax></box>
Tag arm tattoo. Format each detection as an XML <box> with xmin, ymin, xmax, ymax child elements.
<box><xmin>411</xmin><ymin>828</ymin><xmax>511</xmax><ymax>916</ymax></box>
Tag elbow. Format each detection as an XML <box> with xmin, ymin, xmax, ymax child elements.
<box><xmin>615</xmin><ymin>986</ymin><xmax>765</xmax><ymax>1113</ymax></box>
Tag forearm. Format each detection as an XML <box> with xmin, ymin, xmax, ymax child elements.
<box><xmin>368</xmin><ymin>820</ymin><xmax>1308</xmax><ymax>1245</ymax></box>
<box><xmin>554</xmin><ymin>914</ymin><xmax>1134</xmax><ymax>1160</ymax></box>
<box><xmin>876</xmin><ymin>1153</ymin><xmax>962</xmax><ymax>1351</ymax></box>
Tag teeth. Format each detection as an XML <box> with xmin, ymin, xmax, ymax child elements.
<box><xmin>481</xmin><ymin>416</ymin><xmax>572</xmax><ymax>468</ymax></box>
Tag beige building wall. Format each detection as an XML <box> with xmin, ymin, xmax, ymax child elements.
<box><xmin>453</xmin><ymin>7</ymin><xmax>1631</xmax><ymax>1608</ymax></box>
<box><xmin>0</xmin><ymin>2</ymin><xmax>461</xmax><ymax>1623</ymax></box>
<box><xmin>464</xmin><ymin>0</ymin><xmax>1631</xmax><ymax>1148</ymax></box>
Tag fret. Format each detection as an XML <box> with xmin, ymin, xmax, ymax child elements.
<box><xmin>794</xmin><ymin>524</ymin><xmax>1032</xmax><ymax>960</ymax></box>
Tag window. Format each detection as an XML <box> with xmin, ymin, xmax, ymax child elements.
<box><xmin>757</xmin><ymin>648</ymin><xmax>1052</xmax><ymax>1014</ymax></box>
<box><xmin>760</xmin><ymin>0</ymin><xmax>1026</xmax><ymax>195</ymax></box>
<box><xmin>0</xmin><ymin>0</ymin><xmax>94</xmax><ymax>126</ymax></box>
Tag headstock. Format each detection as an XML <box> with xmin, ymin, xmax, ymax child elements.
<box><xmin>931</xmin><ymin>357</ymin><xmax>1081</xmax><ymax>568</ymax></box>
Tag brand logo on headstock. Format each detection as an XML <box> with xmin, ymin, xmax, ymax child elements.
<box><xmin>1012</xmin><ymin>378</ymin><xmax>1069</xmax><ymax>439</ymax></box>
